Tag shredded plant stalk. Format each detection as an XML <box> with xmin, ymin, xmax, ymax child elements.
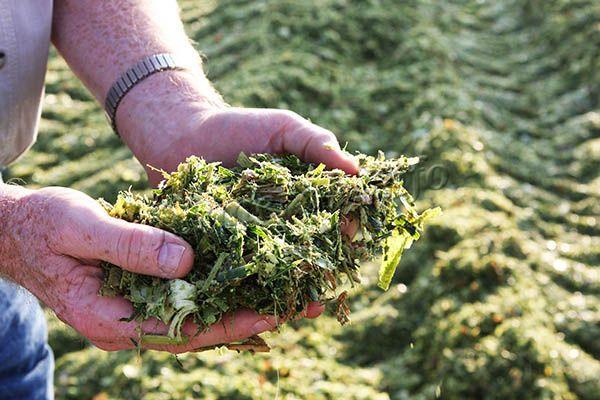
<box><xmin>99</xmin><ymin>152</ymin><xmax>439</xmax><ymax>344</ymax></box>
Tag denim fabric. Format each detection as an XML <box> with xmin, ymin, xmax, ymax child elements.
<box><xmin>0</xmin><ymin>279</ymin><xmax>54</xmax><ymax>400</ymax></box>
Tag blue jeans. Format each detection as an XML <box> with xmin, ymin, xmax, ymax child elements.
<box><xmin>0</xmin><ymin>279</ymin><xmax>54</xmax><ymax>400</ymax></box>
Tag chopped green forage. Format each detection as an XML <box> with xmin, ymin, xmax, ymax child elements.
<box><xmin>99</xmin><ymin>152</ymin><xmax>437</xmax><ymax>340</ymax></box>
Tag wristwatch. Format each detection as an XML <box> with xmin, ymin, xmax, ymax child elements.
<box><xmin>104</xmin><ymin>53</ymin><xmax>185</xmax><ymax>136</ymax></box>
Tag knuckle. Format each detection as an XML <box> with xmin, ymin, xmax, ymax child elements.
<box><xmin>220</xmin><ymin>316</ymin><xmax>242</xmax><ymax>342</ymax></box>
<box><xmin>116</xmin><ymin>226</ymin><xmax>157</xmax><ymax>269</ymax></box>
<box><xmin>319</xmin><ymin>129</ymin><xmax>337</xmax><ymax>143</ymax></box>
<box><xmin>277</xmin><ymin>109</ymin><xmax>303</xmax><ymax>125</ymax></box>
<box><xmin>115</xmin><ymin>229</ymin><xmax>134</xmax><ymax>267</ymax></box>
<box><xmin>116</xmin><ymin>225</ymin><xmax>168</xmax><ymax>271</ymax></box>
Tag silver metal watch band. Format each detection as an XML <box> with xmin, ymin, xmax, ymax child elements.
<box><xmin>104</xmin><ymin>53</ymin><xmax>185</xmax><ymax>136</ymax></box>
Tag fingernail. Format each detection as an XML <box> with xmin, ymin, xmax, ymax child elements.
<box><xmin>158</xmin><ymin>243</ymin><xmax>186</xmax><ymax>274</ymax></box>
<box><xmin>251</xmin><ymin>319</ymin><xmax>273</xmax><ymax>335</ymax></box>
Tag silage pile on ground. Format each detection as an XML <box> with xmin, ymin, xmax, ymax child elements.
<box><xmin>7</xmin><ymin>0</ymin><xmax>599</xmax><ymax>399</ymax></box>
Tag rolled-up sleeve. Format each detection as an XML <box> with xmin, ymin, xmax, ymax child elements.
<box><xmin>0</xmin><ymin>0</ymin><xmax>53</xmax><ymax>168</ymax></box>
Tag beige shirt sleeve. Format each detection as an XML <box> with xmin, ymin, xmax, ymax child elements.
<box><xmin>0</xmin><ymin>0</ymin><xmax>53</xmax><ymax>168</ymax></box>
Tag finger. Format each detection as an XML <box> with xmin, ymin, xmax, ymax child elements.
<box><xmin>292</xmin><ymin>302</ymin><xmax>324</xmax><ymax>320</ymax></box>
<box><xmin>60</xmin><ymin>262</ymin><xmax>280</xmax><ymax>353</ymax></box>
<box><xmin>305</xmin><ymin>302</ymin><xmax>325</xmax><ymax>319</ymax></box>
<box><xmin>63</xmin><ymin>213</ymin><xmax>194</xmax><ymax>279</ymax></box>
<box><xmin>99</xmin><ymin>311</ymin><xmax>279</xmax><ymax>354</ymax></box>
<box><xmin>72</xmin><ymin>278</ymin><xmax>279</xmax><ymax>353</ymax></box>
<box><xmin>279</xmin><ymin>113</ymin><xmax>359</xmax><ymax>174</ymax></box>
<box><xmin>66</xmin><ymin>276</ymin><xmax>181</xmax><ymax>350</ymax></box>
<box><xmin>55</xmin><ymin>271</ymin><xmax>165</xmax><ymax>350</ymax></box>
<box><xmin>340</xmin><ymin>216</ymin><xmax>360</xmax><ymax>239</ymax></box>
<box><xmin>146</xmin><ymin>311</ymin><xmax>279</xmax><ymax>353</ymax></box>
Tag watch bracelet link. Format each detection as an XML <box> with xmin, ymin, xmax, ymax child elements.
<box><xmin>104</xmin><ymin>53</ymin><xmax>185</xmax><ymax>136</ymax></box>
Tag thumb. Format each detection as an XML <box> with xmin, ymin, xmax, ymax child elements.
<box><xmin>64</xmin><ymin>214</ymin><xmax>194</xmax><ymax>278</ymax></box>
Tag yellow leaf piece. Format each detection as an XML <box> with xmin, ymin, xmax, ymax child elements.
<box><xmin>378</xmin><ymin>229</ymin><xmax>413</xmax><ymax>291</ymax></box>
<box><xmin>378</xmin><ymin>207</ymin><xmax>441</xmax><ymax>291</ymax></box>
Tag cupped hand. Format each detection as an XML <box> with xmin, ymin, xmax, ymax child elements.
<box><xmin>2</xmin><ymin>185</ymin><xmax>321</xmax><ymax>353</ymax></box>
<box><xmin>121</xmin><ymin>106</ymin><xmax>359</xmax><ymax>186</ymax></box>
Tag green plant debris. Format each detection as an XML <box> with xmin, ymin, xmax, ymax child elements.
<box><xmin>99</xmin><ymin>153</ymin><xmax>438</xmax><ymax>342</ymax></box>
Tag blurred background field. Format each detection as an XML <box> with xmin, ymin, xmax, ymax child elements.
<box><xmin>5</xmin><ymin>0</ymin><xmax>600</xmax><ymax>398</ymax></box>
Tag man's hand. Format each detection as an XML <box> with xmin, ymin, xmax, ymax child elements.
<box><xmin>115</xmin><ymin>86</ymin><xmax>358</xmax><ymax>185</ymax></box>
<box><xmin>144</xmin><ymin>107</ymin><xmax>358</xmax><ymax>185</ymax></box>
<box><xmin>0</xmin><ymin>184</ymin><xmax>317</xmax><ymax>353</ymax></box>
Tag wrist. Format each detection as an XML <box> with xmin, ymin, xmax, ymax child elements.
<box><xmin>115</xmin><ymin>67</ymin><xmax>226</xmax><ymax>168</ymax></box>
<box><xmin>0</xmin><ymin>184</ymin><xmax>33</xmax><ymax>280</ymax></box>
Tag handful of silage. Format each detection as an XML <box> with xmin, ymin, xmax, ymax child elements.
<box><xmin>100</xmin><ymin>152</ymin><xmax>439</xmax><ymax>345</ymax></box>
